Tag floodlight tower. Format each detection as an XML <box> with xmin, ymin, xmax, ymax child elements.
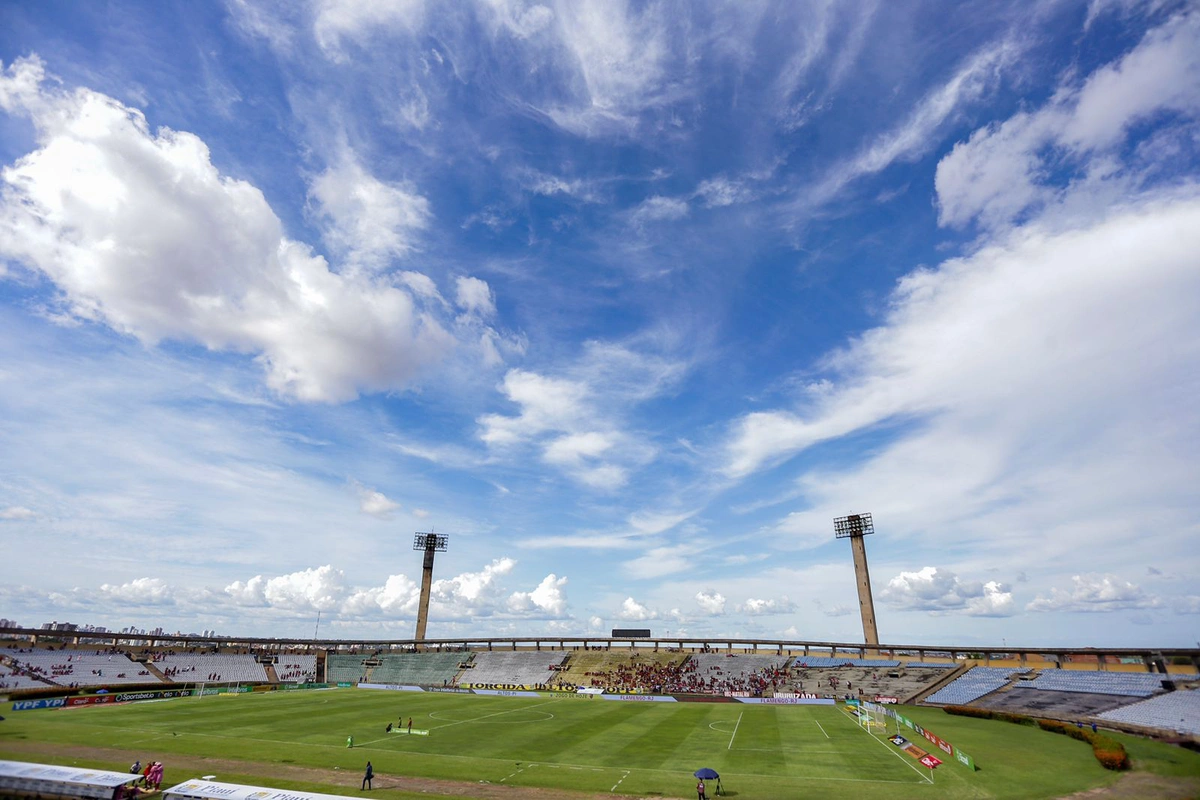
<box><xmin>833</xmin><ymin>513</ymin><xmax>880</xmax><ymax>647</ymax></box>
<box><xmin>413</xmin><ymin>531</ymin><xmax>448</xmax><ymax>644</ymax></box>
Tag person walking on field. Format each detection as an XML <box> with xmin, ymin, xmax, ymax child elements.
<box><xmin>362</xmin><ymin>761</ymin><xmax>374</xmax><ymax>790</ymax></box>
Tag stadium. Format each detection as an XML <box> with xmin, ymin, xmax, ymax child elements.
<box><xmin>4</xmin><ymin>3</ymin><xmax>1200</xmax><ymax>799</ymax></box>
<box><xmin>3</xmin><ymin>587</ymin><xmax>1200</xmax><ymax>798</ymax></box>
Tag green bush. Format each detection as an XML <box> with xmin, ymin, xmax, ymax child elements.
<box><xmin>946</xmin><ymin>707</ymin><xmax>1130</xmax><ymax>771</ymax></box>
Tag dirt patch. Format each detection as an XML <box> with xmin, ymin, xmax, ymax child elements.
<box><xmin>1056</xmin><ymin>771</ymin><xmax>1200</xmax><ymax>800</ymax></box>
<box><xmin>0</xmin><ymin>740</ymin><xmax>643</xmax><ymax>800</ymax></box>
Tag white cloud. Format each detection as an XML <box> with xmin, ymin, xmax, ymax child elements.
<box><xmin>882</xmin><ymin>567</ymin><xmax>1015</xmax><ymax>617</ymax></box>
<box><xmin>936</xmin><ymin>11</ymin><xmax>1200</xmax><ymax>229</ymax></box>
<box><xmin>308</xmin><ymin>151</ymin><xmax>430</xmax><ymax>269</ymax></box>
<box><xmin>721</xmin><ymin>191</ymin><xmax>1200</xmax><ymax>557</ymax></box>
<box><xmin>313</xmin><ymin>0</ymin><xmax>427</xmax><ymax>56</ymax></box>
<box><xmin>808</xmin><ymin>38</ymin><xmax>1020</xmax><ymax>205</ymax></box>
<box><xmin>477</xmin><ymin>366</ymin><xmax>646</xmax><ymax>490</ymax></box>
<box><xmin>739</xmin><ymin>596</ymin><xmax>796</xmax><ymax>616</ymax></box>
<box><xmin>454</xmin><ymin>276</ymin><xmax>496</xmax><ymax>319</ymax></box>
<box><xmin>616</xmin><ymin>596</ymin><xmax>655</xmax><ymax>620</ymax></box>
<box><xmin>0</xmin><ymin>506</ymin><xmax>35</xmax><ymax>520</ymax></box>
<box><xmin>695</xmin><ymin>589</ymin><xmax>726</xmax><ymax>615</ymax></box>
<box><xmin>98</xmin><ymin>577</ymin><xmax>176</xmax><ymax>606</ymax></box>
<box><xmin>356</xmin><ymin>485</ymin><xmax>400</xmax><ymax>518</ymax></box>
<box><xmin>1174</xmin><ymin>596</ymin><xmax>1200</xmax><ymax>614</ymax></box>
<box><xmin>1027</xmin><ymin>574</ymin><xmax>1162</xmax><ymax>613</ymax></box>
<box><xmin>547</xmin><ymin>0</ymin><xmax>672</xmax><ymax>136</ymax></box>
<box><xmin>694</xmin><ymin>177</ymin><xmax>754</xmax><ymax>208</ymax></box>
<box><xmin>0</xmin><ymin>57</ymin><xmax>469</xmax><ymax>403</ymax></box>
<box><xmin>507</xmin><ymin>573</ymin><xmax>569</xmax><ymax>617</ymax></box>
<box><xmin>629</xmin><ymin>195</ymin><xmax>689</xmax><ymax>226</ymax></box>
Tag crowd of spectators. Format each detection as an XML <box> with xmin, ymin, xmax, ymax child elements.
<box><xmin>564</xmin><ymin>654</ymin><xmax>793</xmax><ymax>696</ymax></box>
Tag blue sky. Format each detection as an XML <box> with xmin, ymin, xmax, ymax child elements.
<box><xmin>1</xmin><ymin>0</ymin><xmax>1198</xmax><ymax>647</ymax></box>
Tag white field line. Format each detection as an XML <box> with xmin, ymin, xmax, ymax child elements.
<box><xmin>838</xmin><ymin>707</ymin><xmax>932</xmax><ymax>785</ymax></box>
<box><xmin>727</xmin><ymin>711</ymin><xmax>743</xmax><ymax>750</ymax></box>
<box><xmin>815</xmin><ymin>720</ymin><xmax>830</xmax><ymax>739</ymax></box>
<box><xmin>611</xmin><ymin>770</ymin><xmax>630</xmax><ymax>792</ymax></box>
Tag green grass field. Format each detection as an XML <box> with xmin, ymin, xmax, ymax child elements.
<box><xmin>2</xmin><ymin>688</ymin><xmax>1196</xmax><ymax>798</ymax></box>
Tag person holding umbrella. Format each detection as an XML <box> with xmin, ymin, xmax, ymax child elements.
<box><xmin>694</xmin><ymin>768</ymin><xmax>720</xmax><ymax>798</ymax></box>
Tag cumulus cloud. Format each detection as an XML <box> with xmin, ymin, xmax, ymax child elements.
<box><xmin>98</xmin><ymin>577</ymin><xmax>177</xmax><ymax>606</ymax></box>
<box><xmin>0</xmin><ymin>506</ymin><xmax>35</xmax><ymax>520</ymax></box>
<box><xmin>225</xmin><ymin>565</ymin><xmax>346</xmax><ymax>612</ymax></box>
<box><xmin>882</xmin><ymin>566</ymin><xmax>1015</xmax><ymax>617</ymax></box>
<box><xmin>507</xmin><ymin>573</ymin><xmax>569</xmax><ymax>617</ymax></box>
<box><xmin>1027</xmin><ymin>574</ymin><xmax>1162</xmax><ymax>613</ymax></box>
<box><xmin>616</xmin><ymin>596</ymin><xmax>655</xmax><ymax>620</ymax></box>
<box><xmin>936</xmin><ymin>11</ymin><xmax>1200</xmax><ymax>230</ymax></box>
<box><xmin>695</xmin><ymin>589</ymin><xmax>726</xmax><ymax>615</ymax></box>
<box><xmin>0</xmin><ymin>56</ymin><xmax>483</xmax><ymax>403</ymax></box>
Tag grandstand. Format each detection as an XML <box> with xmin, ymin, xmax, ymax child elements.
<box><xmin>924</xmin><ymin>666</ymin><xmax>1031</xmax><ymax>705</ymax></box>
<box><xmin>325</xmin><ymin>653</ymin><xmax>372</xmax><ymax>684</ymax></box>
<box><xmin>462</xmin><ymin>650</ymin><xmax>567</xmax><ymax>687</ymax></box>
<box><xmin>1016</xmin><ymin>668</ymin><xmax>1193</xmax><ymax>697</ymax></box>
<box><xmin>273</xmin><ymin>654</ymin><xmax>318</xmax><ymax>683</ymax></box>
<box><xmin>370</xmin><ymin>652</ymin><xmax>463</xmax><ymax>685</ymax></box>
<box><xmin>1098</xmin><ymin>689</ymin><xmax>1200</xmax><ymax>736</ymax></box>
<box><xmin>154</xmin><ymin>653</ymin><xmax>268</xmax><ymax>684</ymax></box>
<box><xmin>0</xmin><ymin>647</ymin><xmax>155</xmax><ymax>687</ymax></box>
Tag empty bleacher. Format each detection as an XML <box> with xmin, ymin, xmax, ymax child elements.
<box><xmin>370</xmin><ymin>652</ymin><xmax>464</xmax><ymax>686</ymax></box>
<box><xmin>1016</xmin><ymin>668</ymin><xmax>1192</xmax><ymax>698</ymax></box>
<box><xmin>924</xmin><ymin>666</ymin><xmax>1030</xmax><ymax>705</ymax></box>
<box><xmin>462</xmin><ymin>651</ymin><xmax>567</xmax><ymax>687</ymax></box>
<box><xmin>325</xmin><ymin>653</ymin><xmax>372</xmax><ymax>684</ymax></box>
<box><xmin>1098</xmin><ymin>690</ymin><xmax>1200</xmax><ymax>736</ymax></box>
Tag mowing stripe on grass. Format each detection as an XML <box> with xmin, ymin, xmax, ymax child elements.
<box><xmin>428</xmin><ymin>698</ymin><xmax>561</xmax><ymax>730</ymax></box>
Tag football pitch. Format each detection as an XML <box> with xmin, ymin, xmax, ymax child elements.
<box><xmin>0</xmin><ymin>688</ymin><xmax>1161</xmax><ymax>798</ymax></box>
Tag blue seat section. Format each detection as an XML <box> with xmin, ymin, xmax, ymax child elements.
<box><xmin>790</xmin><ymin>657</ymin><xmax>901</xmax><ymax>668</ymax></box>
<box><xmin>925</xmin><ymin>667</ymin><xmax>1029</xmax><ymax>705</ymax></box>
<box><xmin>1098</xmin><ymin>690</ymin><xmax>1200</xmax><ymax>735</ymax></box>
<box><xmin>1019</xmin><ymin>669</ymin><xmax>1196</xmax><ymax>698</ymax></box>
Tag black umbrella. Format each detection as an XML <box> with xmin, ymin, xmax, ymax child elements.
<box><xmin>693</xmin><ymin>768</ymin><xmax>719</xmax><ymax>779</ymax></box>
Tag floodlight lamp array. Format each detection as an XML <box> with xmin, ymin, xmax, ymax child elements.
<box><xmin>413</xmin><ymin>532</ymin><xmax>449</xmax><ymax>551</ymax></box>
<box><xmin>833</xmin><ymin>513</ymin><xmax>874</xmax><ymax>539</ymax></box>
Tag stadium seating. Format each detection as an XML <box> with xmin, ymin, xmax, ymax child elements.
<box><xmin>1019</xmin><ymin>669</ymin><xmax>1195</xmax><ymax>698</ymax></box>
<box><xmin>924</xmin><ymin>666</ymin><xmax>1030</xmax><ymax>705</ymax></box>
<box><xmin>0</xmin><ymin>661</ymin><xmax>57</xmax><ymax>690</ymax></box>
<box><xmin>789</xmin><ymin>656</ymin><xmax>900</xmax><ymax>668</ymax></box>
<box><xmin>463</xmin><ymin>651</ymin><xmax>568</xmax><ymax>687</ymax></box>
<box><xmin>0</xmin><ymin>648</ymin><xmax>157</xmax><ymax>686</ymax></box>
<box><xmin>153</xmin><ymin>653</ymin><xmax>267</xmax><ymax>684</ymax></box>
<box><xmin>325</xmin><ymin>654</ymin><xmax>371</xmax><ymax>684</ymax></box>
<box><xmin>1098</xmin><ymin>689</ymin><xmax>1200</xmax><ymax>735</ymax></box>
<box><xmin>369</xmin><ymin>652</ymin><xmax>464</xmax><ymax>686</ymax></box>
<box><xmin>273</xmin><ymin>654</ymin><xmax>317</xmax><ymax>683</ymax></box>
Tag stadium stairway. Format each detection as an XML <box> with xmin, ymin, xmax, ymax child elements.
<box><xmin>264</xmin><ymin>663</ymin><xmax>279</xmax><ymax>683</ymax></box>
<box><xmin>907</xmin><ymin>663</ymin><xmax>969</xmax><ymax>704</ymax></box>
<box><xmin>139</xmin><ymin>660</ymin><xmax>168</xmax><ymax>683</ymax></box>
